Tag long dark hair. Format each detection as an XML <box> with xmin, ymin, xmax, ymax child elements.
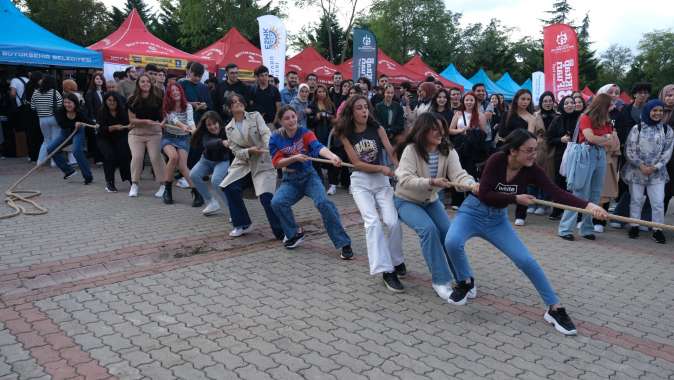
<box><xmin>128</xmin><ymin>74</ymin><xmax>162</xmax><ymax>110</ymax></box>
<box><xmin>38</xmin><ymin>75</ymin><xmax>57</xmax><ymax>93</ymax></box>
<box><xmin>313</xmin><ymin>84</ymin><xmax>335</xmax><ymax>111</ymax></box>
<box><xmin>97</xmin><ymin>91</ymin><xmax>129</xmax><ymax>126</ymax></box>
<box><xmin>396</xmin><ymin>112</ymin><xmax>451</xmax><ymax>162</ymax></box>
<box><xmin>88</xmin><ymin>73</ymin><xmax>107</xmax><ymax>92</ymax></box>
<box><xmin>191</xmin><ymin>111</ymin><xmax>224</xmax><ymax>148</ymax></box>
<box><xmin>334</xmin><ymin>95</ymin><xmax>378</xmax><ymax>139</ymax></box>
<box><xmin>505</xmin><ymin>89</ymin><xmax>534</xmax><ymax>127</ymax></box>
<box><xmin>431</xmin><ymin>88</ymin><xmax>450</xmax><ymax>112</ymax></box>
<box><xmin>500</xmin><ymin>128</ymin><xmax>537</xmax><ymax>155</ymax></box>
<box><xmin>56</xmin><ymin>93</ymin><xmax>85</xmax><ymax>123</ymax></box>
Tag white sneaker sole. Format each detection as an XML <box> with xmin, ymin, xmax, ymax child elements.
<box><xmin>468</xmin><ymin>287</ymin><xmax>477</xmax><ymax>299</ymax></box>
<box><xmin>383</xmin><ymin>280</ymin><xmax>405</xmax><ymax>293</ymax></box>
<box><xmin>284</xmin><ymin>236</ymin><xmax>304</xmax><ymax>249</ymax></box>
<box><xmin>544</xmin><ymin>312</ymin><xmax>577</xmax><ymax>336</ymax></box>
<box><xmin>446</xmin><ymin>292</ymin><xmax>468</xmax><ymax>306</ymax></box>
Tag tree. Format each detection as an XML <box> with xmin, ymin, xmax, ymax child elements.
<box><xmin>460</xmin><ymin>19</ymin><xmax>515</xmax><ymax>76</ymax></box>
<box><xmin>153</xmin><ymin>0</ymin><xmax>185</xmax><ymax>51</ymax></box>
<box><xmin>598</xmin><ymin>44</ymin><xmax>633</xmax><ymax>86</ymax></box>
<box><xmin>366</xmin><ymin>0</ymin><xmax>459</xmax><ymax>70</ymax></box>
<box><xmin>626</xmin><ymin>30</ymin><xmax>674</xmax><ymax>91</ymax></box>
<box><xmin>576</xmin><ymin>13</ymin><xmax>601</xmax><ymax>89</ymax></box>
<box><xmin>21</xmin><ymin>0</ymin><xmax>112</xmax><ymax>46</ymax></box>
<box><xmin>541</xmin><ymin>0</ymin><xmax>574</xmax><ymax>25</ymax></box>
<box><xmin>109</xmin><ymin>6</ymin><xmax>127</xmax><ymax>28</ymax></box>
<box><xmin>176</xmin><ymin>0</ymin><xmax>284</xmax><ymax>53</ymax></box>
<box><xmin>509</xmin><ymin>37</ymin><xmax>544</xmax><ymax>83</ymax></box>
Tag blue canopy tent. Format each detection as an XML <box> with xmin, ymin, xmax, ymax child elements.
<box><xmin>520</xmin><ymin>78</ymin><xmax>532</xmax><ymax>92</ymax></box>
<box><xmin>495</xmin><ymin>72</ymin><xmax>521</xmax><ymax>97</ymax></box>
<box><xmin>468</xmin><ymin>68</ymin><xmax>512</xmax><ymax>99</ymax></box>
<box><xmin>0</xmin><ymin>0</ymin><xmax>102</xmax><ymax>68</ymax></box>
<box><xmin>439</xmin><ymin>64</ymin><xmax>473</xmax><ymax>93</ymax></box>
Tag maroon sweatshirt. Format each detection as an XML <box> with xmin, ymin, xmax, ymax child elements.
<box><xmin>478</xmin><ymin>151</ymin><xmax>588</xmax><ymax>209</ymax></box>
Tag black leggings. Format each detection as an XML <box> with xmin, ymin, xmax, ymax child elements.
<box><xmin>97</xmin><ymin>135</ymin><xmax>131</xmax><ymax>183</ymax></box>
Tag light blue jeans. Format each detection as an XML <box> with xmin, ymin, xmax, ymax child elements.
<box><xmin>271</xmin><ymin>170</ymin><xmax>351</xmax><ymax>249</ymax></box>
<box><xmin>189</xmin><ymin>156</ymin><xmax>229</xmax><ymax>204</ymax></box>
<box><xmin>47</xmin><ymin>127</ymin><xmax>92</xmax><ymax>180</ymax></box>
<box><xmin>558</xmin><ymin>146</ymin><xmax>606</xmax><ymax>236</ymax></box>
<box><xmin>394</xmin><ymin>196</ymin><xmax>457</xmax><ymax>285</ymax></box>
<box><xmin>444</xmin><ymin>195</ymin><xmax>560</xmax><ymax>306</ymax></box>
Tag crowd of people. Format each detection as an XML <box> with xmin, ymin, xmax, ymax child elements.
<box><xmin>3</xmin><ymin>61</ymin><xmax>674</xmax><ymax>336</ymax></box>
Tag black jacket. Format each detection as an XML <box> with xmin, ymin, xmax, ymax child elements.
<box><xmin>84</xmin><ymin>90</ymin><xmax>103</xmax><ymax>121</ymax></box>
<box><xmin>201</xmin><ymin>129</ymin><xmax>231</xmax><ymax>162</ymax></box>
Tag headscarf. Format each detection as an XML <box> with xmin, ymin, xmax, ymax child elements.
<box><xmin>641</xmin><ymin>99</ymin><xmax>665</xmax><ymax>126</ymax></box>
<box><xmin>556</xmin><ymin>95</ymin><xmax>580</xmax><ymax>134</ymax></box>
<box><xmin>658</xmin><ymin>84</ymin><xmax>674</xmax><ymax>126</ymax></box>
<box><xmin>538</xmin><ymin>91</ymin><xmax>557</xmax><ymax>128</ymax></box>
<box><xmin>596</xmin><ymin>83</ymin><xmax>623</xmax><ymax>115</ymax></box>
<box><xmin>596</xmin><ymin>83</ymin><xmax>618</xmax><ymax>95</ymax></box>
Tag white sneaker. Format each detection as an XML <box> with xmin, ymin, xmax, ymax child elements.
<box><xmin>154</xmin><ymin>184</ymin><xmax>165</xmax><ymax>198</ymax></box>
<box><xmin>128</xmin><ymin>183</ymin><xmax>139</xmax><ymax>197</ymax></box>
<box><xmin>593</xmin><ymin>224</ymin><xmax>604</xmax><ymax>233</ymax></box>
<box><xmin>229</xmin><ymin>224</ymin><xmax>253</xmax><ymax>237</ymax></box>
<box><xmin>432</xmin><ymin>283</ymin><xmax>452</xmax><ymax>300</ymax></box>
<box><xmin>202</xmin><ymin>199</ymin><xmax>221</xmax><ymax>215</ymax></box>
<box><xmin>514</xmin><ymin>218</ymin><xmax>525</xmax><ymax>226</ymax></box>
<box><xmin>176</xmin><ymin>177</ymin><xmax>190</xmax><ymax>188</ymax></box>
<box><xmin>609</xmin><ymin>222</ymin><xmax>623</xmax><ymax>229</ymax></box>
<box><xmin>534</xmin><ymin>207</ymin><xmax>546</xmax><ymax>215</ymax></box>
<box><xmin>327</xmin><ymin>185</ymin><xmax>337</xmax><ymax>195</ymax></box>
<box><xmin>527</xmin><ymin>207</ymin><xmax>535</xmax><ymax>214</ymax></box>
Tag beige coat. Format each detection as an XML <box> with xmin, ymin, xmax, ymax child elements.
<box><xmin>394</xmin><ymin>144</ymin><xmax>476</xmax><ymax>204</ymax></box>
<box><xmin>219</xmin><ymin>111</ymin><xmax>277</xmax><ymax>195</ymax></box>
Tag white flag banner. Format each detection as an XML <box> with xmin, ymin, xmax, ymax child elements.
<box><xmin>532</xmin><ymin>71</ymin><xmax>545</xmax><ymax>106</ymax></box>
<box><xmin>257</xmin><ymin>15</ymin><xmax>287</xmax><ymax>89</ymax></box>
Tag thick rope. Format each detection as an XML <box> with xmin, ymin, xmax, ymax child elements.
<box><xmin>1</xmin><ymin>125</ymin><xmax>97</xmax><ymax>219</ymax></box>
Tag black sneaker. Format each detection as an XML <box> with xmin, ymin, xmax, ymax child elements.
<box><xmin>83</xmin><ymin>177</ymin><xmax>93</xmax><ymax>185</ymax></box>
<box><xmin>560</xmin><ymin>234</ymin><xmax>575</xmax><ymax>241</ymax></box>
<box><xmin>382</xmin><ymin>272</ymin><xmax>404</xmax><ymax>293</ymax></box>
<box><xmin>394</xmin><ymin>263</ymin><xmax>407</xmax><ymax>277</ymax></box>
<box><xmin>628</xmin><ymin>226</ymin><xmax>639</xmax><ymax>239</ymax></box>
<box><xmin>652</xmin><ymin>230</ymin><xmax>666</xmax><ymax>244</ymax></box>
<box><xmin>582</xmin><ymin>234</ymin><xmax>595</xmax><ymax>241</ymax></box>
<box><xmin>544</xmin><ymin>307</ymin><xmax>577</xmax><ymax>335</ymax></box>
<box><xmin>63</xmin><ymin>170</ymin><xmax>78</xmax><ymax>180</ymax></box>
<box><xmin>340</xmin><ymin>245</ymin><xmax>354</xmax><ymax>260</ymax></box>
<box><xmin>447</xmin><ymin>281</ymin><xmax>472</xmax><ymax>305</ymax></box>
<box><xmin>283</xmin><ymin>231</ymin><xmax>305</xmax><ymax>249</ymax></box>
<box><xmin>105</xmin><ymin>182</ymin><xmax>118</xmax><ymax>192</ymax></box>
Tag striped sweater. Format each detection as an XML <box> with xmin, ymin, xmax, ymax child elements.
<box><xmin>30</xmin><ymin>89</ymin><xmax>63</xmax><ymax>118</ymax></box>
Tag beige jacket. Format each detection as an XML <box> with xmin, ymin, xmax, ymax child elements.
<box><xmin>219</xmin><ymin>111</ymin><xmax>277</xmax><ymax>195</ymax></box>
<box><xmin>394</xmin><ymin>144</ymin><xmax>475</xmax><ymax>204</ymax></box>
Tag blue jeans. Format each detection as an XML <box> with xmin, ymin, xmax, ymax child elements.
<box><xmin>394</xmin><ymin>196</ymin><xmax>457</xmax><ymax>285</ymax></box>
<box><xmin>559</xmin><ymin>146</ymin><xmax>606</xmax><ymax>236</ymax></box>
<box><xmin>189</xmin><ymin>156</ymin><xmax>229</xmax><ymax>204</ymax></box>
<box><xmin>47</xmin><ymin>127</ymin><xmax>92</xmax><ymax>180</ymax></box>
<box><xmin>223</xmin><ymin>175</ymin><xmax>284</xmax><ymax>240</ymax></box>
<box><xmin>444</xmin><ymin>195</ymin><xmax>560</xmax><ymax>306</ymax></box>
<box><xmin>271</xmin><ymin>170</ymin><xmax>351</xmax><ymax>248</ymax></box>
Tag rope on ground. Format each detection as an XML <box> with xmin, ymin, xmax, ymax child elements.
<box><xmin>1</xmin><ymin>126</ymin><xmax>89</xmax><ymax>220</ymax></box>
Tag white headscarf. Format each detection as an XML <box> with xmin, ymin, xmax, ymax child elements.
<box><xmin>596</xmin><ymin>83</ymin><xmax>619</xmax><ymax>95</ymax></box>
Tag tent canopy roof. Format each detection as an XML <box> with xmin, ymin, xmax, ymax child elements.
<box><xmin>194</xmin><ymin>27</ymin><xmax>261</xmax><ymax>72</ymax></box>
<box><xmin>468</xmin><ymin>68</ymin><xmax>512</xmax><ymax>99</ymax></box>
<box><xmin>520</xmin><ymin>78</ymin><xmax>532</xmax><ymax>91</ymax></box>
<box><xmin>338</xmin><ymin>49</ymin><xmax>425</xmax><ymax>85</ymax></box>
<box><xmin>403</xmin><ymin>54</ymin><xmax>462</xmax><ymax>90</ymax></box>
<box><xmin>0</xmin><ymin>0</ymin><xmax>102</xmax><ymax>68</ymax></box>
<box><xmin>495</xmin><ymin>72</ymin><xmax>521</xmax><ymax>96</ymax></box>
<box><xmin>89</xmin><ymin>9</ymin><xmax>213</xmax><ymax>70</ymax></box>
<box><xmin>286</xmin><ymin>47</ymin><xmax>339</xmax><ymax>84</ymax></box>
<box><xmin>439</xmin><ymin>64</ymin><xmax>473</xmax><ymax>93</ymax></box>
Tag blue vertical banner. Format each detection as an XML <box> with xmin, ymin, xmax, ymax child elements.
<box><xmin>352</xmin><ymin>28</ymin><xmax>377</xmax><ymax>84</ymax></box>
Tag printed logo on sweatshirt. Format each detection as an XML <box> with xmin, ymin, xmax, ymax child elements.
<box><xmin>495</xmin><ymin>182</ymin><xmax>518</xmax><ymax>194</ymax></box>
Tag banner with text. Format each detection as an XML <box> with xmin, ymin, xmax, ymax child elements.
<box><xmin>544</xmin><ymin>23</ymin><xmax>579</xmax><ymax>100</ymax></box>
<box><xmin>352</xmin><ymin>28</ymin><xmax>377</xmax><ymax>84</ymax></box>
<box><xmin>257</xmin><ymin>15</ymin><xmax>287</xmax><ymax>88</ymax></box>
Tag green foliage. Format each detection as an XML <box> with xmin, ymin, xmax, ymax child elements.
<box><xmin>576</xmin><ymin>13</ymin><xmax>601</xmax><ymax>89</ymax></box>
<box><xmin>290</xmin><ymin>12</ymin><xmax>346</xmax><ymax>64</ymax></box>
<box><xmin>541</xmin><ymin>0</ymin><xmax>574</xmax><ymax>25</ymax></box>
<box><xmin>153</xmin><ymin>0</ymin><xmax>185</xmax><ymax>51</ymax></box>
<box><xmin>21</xmin><ymin>0</ymin><xmax>112</xmax><ymax>46</ymax></box>
<box><xmin>625</xmin><ymin>30</ymin><xmax>674</xmax><ymax>91</ymax></box>
<box><xmin>598</xmin><ymin>44</ymin><xmax>633</xmax><ymax>87</ymax></box>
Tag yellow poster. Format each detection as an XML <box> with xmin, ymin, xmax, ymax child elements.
<box><xmin>129</xmin><ymin>55</ymin><xmax>188</xmax><ymax>70</ymax></box>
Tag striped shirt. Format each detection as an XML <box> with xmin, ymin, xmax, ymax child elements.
<box><xmin>30</xmin><ymin>89</ymin><xmax>63</xmax><ymax>118</ymax></box>
<box><xmin>428</xmin><ymin>151</ymin><xmax>439</xmax><ymax>177</ymax></box>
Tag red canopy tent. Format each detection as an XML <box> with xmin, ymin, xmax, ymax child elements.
<box><xmin>404</xmin><ymin>54</ymin><xmax>462</xmax><ymax>89</ymax></box>
<box><xmin>89</xmin><ymin>9</ymin><xmax>214</xmax><ymax>72</ymax></box>
<box><xmin>286</xmin><ymin>47</ymin><xmax>339</xmax><ymax>85</ymax></box>
<box><xmin>619</xmin><ymin>91</ymin><xmax>633</xmax><ymax>105</ymax></box>
<box><xmin>338</xmin><ymin>49</ymin><xmax>425</xmax><ymax>86</ymax></box>
<box><xmin>194</xmin><ymin>27</ymin><xmax>262</xmax><ymax>82</ymax></box>
<box><xmin>581</xmin><ymin>86</ymin><xmax>594</xmax><ymax>101</ymax></box>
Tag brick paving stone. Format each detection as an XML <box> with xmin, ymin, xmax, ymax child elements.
<box><xmin>2</xmin><ymin>158</ymin><xmax>674</xmax><ymax>379</ymax></box>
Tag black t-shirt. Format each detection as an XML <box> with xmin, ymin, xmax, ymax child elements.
<box><xmin>348</xmin><ymin>125</ymin><xmax>384</xmax><ymax>165</ymax></box>
<box><xmin>56</xmin><ymin>111</ymin><xmax>92</xmax><ymax>131</ymax></box>
<box><xmin>127</xmin><ymin>96</ymin><xmax>162</xmax><ymax>122</ymax></box>
<box><xmin>251</xmin><ymin>85</ymin><xmax>281</xmax><ymax>123</ymax></box>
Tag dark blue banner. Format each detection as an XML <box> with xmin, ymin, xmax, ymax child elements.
<box><xmin>352</xmin><ymin>28</ymin><xmax>377</xmax><ymax>84</ymax></box>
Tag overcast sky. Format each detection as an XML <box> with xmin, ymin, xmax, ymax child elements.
<box><xmin>102</xmin><ymin>0</ymin><xmax>672</xmax><ymax>55</ymax></box>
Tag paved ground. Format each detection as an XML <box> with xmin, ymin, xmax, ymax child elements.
<box><xmin>1</xmin><ymin>157</ymin><xmax>673</xmax><ymax>380</ymax></box>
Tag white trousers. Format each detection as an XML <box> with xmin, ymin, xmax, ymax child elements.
<box><xmin>629</xmin><ymin>182</ymin><xmax>665</xmax><ymax>227</ymax></box>
<box><xmin>350</xmin><ymin>172</ymin><xmax>404</xmax><ymax>275</ymax></box>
